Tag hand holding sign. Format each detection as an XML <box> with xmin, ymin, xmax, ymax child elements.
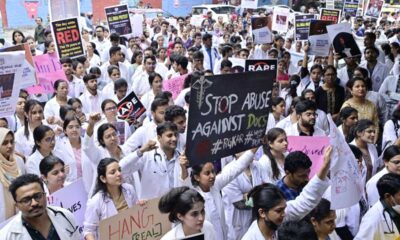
<box><xmin>317</xmin><ymin>145</ymin><xmax>333</xmax><ymax>180</ymax></box>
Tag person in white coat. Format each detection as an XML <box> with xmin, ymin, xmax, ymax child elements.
<box><xmin>0</xmin><ymin>174</ymin><xmax>80</xmax><ymax>240</ymax></box>
<box><xmin>79</xmin><ymin>74</ymin><xmax>104</xmax><ymax>115</ymax></box>
<box><xmin>355</xmin><ymin>173</ymin><xmax>400</xmax><ymax>239</ymax></box>
<box><xmin>39</xmin><ymin>155</ymin><xmax>66</xmax><ymax>195</ymax></box>
<box><xmin>366</xmin><ymin>145</ymin><xmax>400</xmax><ymax>207</ymax></box>
<box><xmin>200</xmin><ymin>33</ymin><xmax>220</xmax><ymax>73</ymax></box>
<box><xmin>140</xmin><ymin>73</ymin><xmax>164</xmax><ymax>122</ymax></box>
<box><xmin>43</xmin><ymin>80</ymin><xmax>70</xmax><ymax>121</ymax></box>
<box><xmin>242</xmin><ymin>146</ymin><xmax>332</xmax><ymax>239</ymax></box>
<box><xmin>266</xmin><ymin>98</ymin><xmax>285</xmax><ymax>132</ymax></box>
<box><xmin>359</xmin><ymin>46</ymin><xmax>390</xmax><ymax>92</ymax></box>
<box><xmin>337</xmin><ymin>107</ymin><xmax>359</xmax><ymax>141</ymax></box>
<box><xmin>83</xmin><ymin>158</ymin><xmax>138</xmax><ymax>240</ymax></box>
<box><xmin>382</xmin><ymin>108</ymin><xmax>400</xmax><ymax>150</ymax></box>
<box><xmin>0</xmin><ymin>128</ymin><xmax>26</xmax><ymax>223</ymax></box>
<box><xmin>158</xmin><ymin>187</ymin><xmax>216</xmax><ymax>240</ymax></box>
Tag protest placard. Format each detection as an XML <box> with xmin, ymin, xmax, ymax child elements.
<box><xmin>320</xmin><ymin>8</ymin><xmax>341</xmax><ymax>24</ymax></box>
<box><xmin>326</xmin><ymin>0</ymin><xmax>335</xmax><ymax>9</ymax></box>
<box><xmin>105</xmin><ymin>5</ymin><xmax>132</xmax><ymax>36</ymax></box>
<box><xmin>47</xmin><ymin>179</ymin><xmax>88</xmax><ymax>235</ymax></box>
<box><xmin>343</xmin><ymin>0</ymin><xmax>360</xmax><ymax>17</ymax></box>
<box><xmin>327</xmin><ymin>23</ymin><xmax>361</xmax><ymax>59</ymax></box>
<box><xmin>327</xmin><ymin>115</ymin><xmax>363</xmax><ymax>209</ymax></box>
<box><xmin>308</xmin><ymin>20</ymin><xmax>334</xmax><ymax>56</ymax></box>
<box><xmin>294</xmin><ymin>14</ymin><xmax>316</xmax><ymax>41</ymax></box>
<box><xmin>0</xmin><ymin>44</ymin><xmax>36</xmax><ymax>88</ymax></box>
<box><xmin>0</xmin><ymin>51</ymin><xmax>24</xmax><ymax>118</ymax></box>
<box><xmin>117</xmin><ymin>91</ymin><xmax>146</xmax><ymax>123</ymax></box>
<box><xmin>48</xmin><ymin>0</ymin><xmax>80</xmax><ymax>21</ymax></box>
<box><xmin>52</xmin><ymin>17</ymin><xmax>84</xmax><ymax>59</ymax></box>
<box><xmin>99</xmin><ymin>198</ymin><xmax>171</xmax><ymax>240</ymax></box>
<box><xmin>186</xmin><ymin>71</ymin><xmax>274</xmax><ymax>167</ymax></box>
<box><xmin>287</xmin><ymin>136</ymin><xmax>330</xmax><ymax>178</ymax></box>
<box><xmin>365</xmin><ymin>0</ymin><xmax>384</xmax><ymax>18</ymax></box>
<box><xmin>272</xmin><ymin>7</ymin><xmax>290</xmax><ymax>32</ymax></box>
<box><xmin>179</xmin><ymin>233</ymin><xmax>205</xmax><ymax>240</ymax></box>
<box><xmin>26</xmin><ymin>53</ymin><xmax>67</xmax><ymax>94</ymax></box>
<box><xmin>245</xmin><ymin>59</ymin><xmax>277</xmax><ymax>81</ymax></box>
<box><xmin>251</xmin><ymin>16</ymin><xmax>273</xmax><ymax>44</ymax></box>
<box><xmin>241</xmin><ymin>0</ymin><xmax>258</xmax><ymax>9</ymax></box>
<box><xmin>163</xmin><ymin>74</ymin><xmax>188</xmax><ymax>100</ymax></box>
<box><xmin>131</xmin><ymin>13</ymin><xmax>144</xmax><ymax>37</ymax></box>
<box><xmin>229</xmin><ymin>57</ymin><xmax>246</xmax><ymax>73</ymax></box>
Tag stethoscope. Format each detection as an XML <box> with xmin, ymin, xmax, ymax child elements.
<box><xmin>48</xmin><ymin>206</ymin><xmax>79</xmax><ymax>237</ymax></box>
<box><xmin>152</xmin><ymin>149</ymin><xmax>180</xmax><ymax>175</ymax></box>
<box><xmin>383</xmin><ymin>209</ymin><xmax>396</xmax><ymax>234</ymax></box>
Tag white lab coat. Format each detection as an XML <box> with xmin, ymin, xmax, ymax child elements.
<box><xmin>337</xmin><ymin>65</ymin><xmax>351</xmax><ymax>88</ymax></box>
<box><xmin>258</xmin><ymin>154</ymin><xmax>285</xmax><ymax>184</ymax></box>
<box><xmin>123</xmin><ymin>121</ymin><xmax>157</xmax><ymax>152</ymax></box>
<box><xmin>350</xmin><ymin>140</ymin><xmax>381</xmax><ymax>185</ymax></box>
<box><xmin>93</xmin><ymin>118</ymin><xmax>132</xmax><ymax>146</ymax></box>
<box><xmin>201</xmin><ymin>46</ymin><xmax>220</xmax><ymax>72</ymax></box>
<box><xmin>242</xmin><ymin>175</ymin><xmax>330</xmax><ymax>239</ymax></box>
<box><xmin>0</xmin><ymin>206</ymin><xmax>80</xmax><ymax>240</ymax></box>
<box><xmin>275</xmin><ymin>115</ymin><xmax>295</xmax><ymax>130</ymax></box>
<box><xmin>99</xmin><ymin>61</ymin><xmax>130</xmax><ymax>89</ymax></box>
<box><xmin>284</xmin><ymin>122</ymin><xmax>326</xmax><ymax>136</ymax></box>
<box><xmin>160</xmin><ymin>220</ymin><xmax>216</xmax><ymax>240</ymax></box>
<box><xmin>382</xmin><ymin>119</ymin><xmax>400</xmax><ymax>150</ymax></box>
<box><xmin>379</xmin><ymin>75</ymin><xmax>400</xmax><ymax>119</ymax></box>
<box><xmin>83</xmin><ymin>183</ymin><xmax>137</xmax><ymax>239</ymax></box>
<box><xmin>355</xmin><ymin>200</ymin><xmax>400</xmax><ymax>240</ymax></box>
<box><xmin>266</xmin><ymin>113</ymin><xmax>284</xmax><ymax>133</ymax></box>
<box><xmin>359</xmin><ymin>61</ymin><xmax>390</xmax><ymax>92</ymax></box>
<box><xmin>366</xmin><ymin>167</ymin><xmax>389</xmax><ymax>207</ymax></box>
<box><xmin>44</xmin><ymin>97</ymin><xmax>71</xmax><ymax>120</ymax></box>
<box><xmin>79</xmin><ymin>89</ymin><xmax>104</xmax><ymax>115</ymax></box>
<box><xmin>25</xmin><ymin>150</ymin><xmax>46</xmax><ymax>176</ymax></box>
<box><xmin>67</xmin><ymin>75</ymin><xmax>85</xmax><ymax>99</ymax></box>
<box><xmin>130</xmin><ymin>70</ymin><xmax>151</xmax><ymax>97</ymax></box>
<box><xmin>14</xmin><ymin>127</ymin><xmax>34</xmax><ymax>158</ymax></box>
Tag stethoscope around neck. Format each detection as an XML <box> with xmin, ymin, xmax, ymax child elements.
<box><xmin>152</xmin><ymin>148</ymin><xmax>180</xmax><ymax>174</ymax></box>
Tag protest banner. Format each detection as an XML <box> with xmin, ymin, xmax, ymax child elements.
<box><xmin>163</xmin><ymin>74</ymin><xmax>188</xmax><ymax>100</ymax></box>
<box><xmin>327</xmin><ymin>115</ymin><xmax>363</xmax><ymax>209</ymax></box>
<box><xmin>327</xmin><ymin>23</ymin><xmax>361</xmax><ymax>59</ymax></box>
<box><xmin>47</xmin><ymin>179</ymin><xmax>88</xmax><ymax>235</ymax></box>
<box><xmin>52</xmin><ymin>17</ymin><xmax>84</xmax><ymax>59</ymax></box>
<box><xmin>48</xmin><ymin>0</ymin><xmax>80</xmax><ymax>21</ymax></box>
<box><xmin>343</xmin><ymin>0</ymin><xmax>360</xmax><ymax>17</ymax></box>
<box><xmin>320</xmin><ymin>8</ymin><xmax>341</xmax><ymax>24</ymax></box>
<box><xmin>26</xmin><ymin>53</ymin><xmax>67</xmax><ymax>94</ymax></box>
<box><xmin>294</xmin><ymin>14</ymin><xmax>316</xmax><ymax>41</ymax></box>
<box><xmin>241</xmin><ymin>0</ymin><xmax>259</xmax><ymax>9</ymax></box>
<box><xmin>186</xmin><ymin>71</ymin><xmax>274</xmax><ymax>167</ymax></box>
<box><xmin>0</xmin><ymin>51</ymin><xmax>24</xmax><ymax>118</ymax></box>
<box><xmin>105</xmin><ymin>5</ymin><xmax>132</xmax><ymax>36</ymax></box>
<box><xmin>326</xmin><ymin>0</ymin><xmax>335</xmax><ymax>9</ymax></box>
<box><xmin>245</xmin><ymin>59</ymin><xmax>277</xmax><ymax>81</ymax></box>
<box><xmin>287</xmin><ymin>136</ymin><xmax>330</xmax><ymax>178</ymax></box>
<box><xmin>117</xmin><ymin>91</ymin><xmax>146</xmax><ymax>123</ymax></box>
<box><xmin>251</xmin><ymin>16</ymin><xmax>273</xmax><ymax>44</ymax></box>
<box><xmin>229</xmin><ymin>57</ymin><xmax>246</xmax><ymax>73</ymax></box>
<box><xmin>0</xmin><ymin>44</ymin><xmax>36</xmax><ymax>88</ymax></box>
<box><xmin>365</xmin><ymin>0</ymin><xmax>384</xmax><ymax>18</ymax></box>
<box><xmin>272</xmin><ymin>7</ymin><xmax>290</xmax><ymax>32</ymax></box>
<box><xmin>99</xmin><ymin>198</ymin><xmax>171</xmax><ymax>240</ymax></box>
<box><xmin>308</xmin><ymin>20</ymin><xmax>334</xmax><ymax>56</ymax></box>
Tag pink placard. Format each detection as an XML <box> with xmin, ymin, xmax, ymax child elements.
<box><xmin>26</xmin><ymin>53</ymin><xmax>67</xmax><ymax>94</ymax></box>
<box><xmin>287</xmin><ymin>136</ymin><xmax>329</xmax><ymax>178</ymax></box>
<box><xmin>162</xmin><ymin>74</ymin><xmax>188</xmax><ymax>100</ymax></box>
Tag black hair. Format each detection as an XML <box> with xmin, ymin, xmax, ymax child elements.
<box><xmin>83</xmin><ymin>73</ymin><xmax>98</xmax><ymax>83</ymax></box>
<box><xmin>337</xmin><ymin>107</ymin><xmax>358</xmax><ymax>126</ymax></box>
<box><xmin>43</xmin><ymin>40</ymin><xmax>53</xmax><ymax>54</ymax></box>
<box><xmin>114</xmin><ymin>78</ymin><xmax>128</xmax><ymax>91</ymax></box>
<box><xmin>183</xmin><ymin>71</ymin><xmax>204</xmax><ymax>89</ymax></box>
<box><xmin>310</xmin><ymin>64</ymin><xmax>323</xmax><ymax>73</ymax></box>
<box><xmin>110</xmin><ymin>32</ymin><xmax>120</xmax><ymax>42</ymax></box>
<box><xmin>176</xmin><ymin>56</ymin><xmax>189</xmax><ymax>69</ymax></box>
<box><xmin>131</xmin><ymin>50</ymin><xmax>143</xmax><ymax>64</ymax></box>
<box><xmin>164</xmin><ymin>105</ymin><xmax>186</xmax><ymax>122</ymax></box>
<box><xmin>364</xmin><ymin>46</ymin><xmax>380</xmax><ymax>56</ymax></box>
<box><xmin>347</xmin><ymin>119</ymin><xmax>375</xmax><ymax>143</ymax></box>
<box><xmin>76</xmin><ymin>56</ymin><xmax>87</xmax><ymax>65</ymax></box>
<box><xmin>322</xmin><ymin>65</ymin><xmax>337</xmax><ymax>76</ymax></box>
<box><xmin>109</xmin><ymin>46</ymin><xmax>121</xmax><ymax>57</ymax></box>
<box><xmin>192</xmin><ymin>51</ymin><xmax>204</xmax><ymax>60</ymax></box>
<box><xmin>9</xmin><ymin>174</ymin><xmax>44</xmax><ymax>201</ymax></box>
<box><xmin>107</xmin><ymin>65</ymin><xmax>120</xmax><ymax>76</ymax></box>
<box><xmin>159</xmin><ymin>186</ymin><xmax>205</xmax><ymax>223</ymax></box>
<box><xmin>93</xmin><ymin>158</ymin><xmax>122</xmax><ymax>196</ymax></box>
<box><xmin>202</xmin><ymin>33</ymin><xmax>212</xmax><ymax>41</ymax></box>
<box><xmin>156</xmin><ymin>121</ymin><xmax>178</xmax><ymax>136</ymax></box>
<box><xmin>59</xmin><ymin>105</ymin><xmax>75</xmax><ymax>121</ymax></box>
<box><xmin>32</xmin><ymin>125</ymin><xmax>54</xmax><ymax>154</ymax></box>
<box><xmin>301</xmin><ymin>89</ymin><xmax>315</xmax><ymax>99</ymax></box>
<box><xmin>148</xmin><ymin>72</ymin><xmax>163</xmax><ymax>86</ymax></box>
<box><xmin>23</xmin><ymin>100</ymin><xmax>43</xmax><ymax>139</ymax></box>
<box><xmin>89</xmin><ymin>66</ymin><xmax>101</xmax><ymax>76</ymax></box>
<box><xmin>248</xmin><ymin>183</ymin><xmax>285</xmax><ymax>220</ymax></box>
<box><xmin>277</xmin><ymin>220</ymin><xmax>318</xmax><ymax>240</ymax></box>
<box><xmin>307</xmin><ymin>198</ymin><xmax>332</xmax><ymax>222</ymax></box>
<box><xmin>346</xmin><ymin>77</ymin><xmax>366</xmax><ymax>92</ymax></box>
<box><xmin>72</xmin><ymin>60</ymin><xmax>82</xmax><ymax>71</ymax></box>
<box><xmin>377</xmin><ymin>173</ymin><xmax>400</xmax><ymax>199</ymax></box>
<box><xmin>97</xmin><ymin>123</ymin><xmax>117</xmax><ymax>147</ymax></box>
<box><xmin>220</xmin><ymin>59</ymin><xmax>232</xmax><ymax>69</ymax></box>
<box><xmin>349</xmin><ymin>144</ymin><xmax>362</xmax><ymax>160</ymax></box>
<box><xmin>39</xmin><ymin>155</ymin><xmax>65</xmax><ymax>177</ymax></box>
<box><xmin>12</xmin><ymin>30</ymin><xmax>25</xmax><ymax>45</ymax></box>
<box><xmin>263</xmin><ymin>128</ymin><xmax>286</xmax><ymax>180</ymax></box>
<box><xmin>101</xmin><ymin>99</ymin><xmax>117</xmax><ymax>112</ymax></box>
<box><xmin>155</xmin><ymin>91</ymin><xmax>173</xmax><ymax>101</ymax></box>
<box><xmin>295</xmin><ymin>100</ymin><xmax>316</xmax><ymax>115</ymax></box>
<box><xmin>144</xmin><ymin>55</ymin><xmax>156</xmax><ymax>64</ymax></box>
<box><xmin>63</xmin><ymin>115</ymin><xmax>81</xmax><ymax>133</ymax></box>
<box><xmin>151</xmin><ymin>98</ymin><xmax>169</xmax><ymax>112</ymax></box>
<box><xmin>271</xmin><ymin>97</ymin><xmax>285</xmax><ymax>112</ymax></box>
<box><xmin>284</xmin><ymin>151</ymin><xmax>312</xmax><ymax>174</ymax></box>
<box><xmin>68</xmin><ymin>98</ymin><xmax>83</xmax><ymax>108</ymax></box>
<box><xmin>53</xmin><ymin>79</ymin><xmax>68</xmax><ymax>91</ymax></box>
<box><xmin>383</xmin><ymin>145</ymin><xmax>400</xmax><ymax>162</ymax></box>
<box><xmin>221</xmin><ymin>45</ymin><xmax>233</xmax><ymax>57</ymax></box>
<box><xmin>60</xmin><ymin>57</ymin><xmax>73</xmax><ymax>65</ymax></box>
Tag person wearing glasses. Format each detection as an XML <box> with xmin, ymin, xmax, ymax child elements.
<box><xmin>0</xmin><ymin>174</ymin><xmax>80</xmax><ymax>239</ymax></box>
<box><xmin>355</xmin><ymin>173</ymin><xmax>400</xmax><ymax>239</ymax></box>
<box><xmin>284</xmin><ymin>100</ymin><xmax>326</xmax><ymax>136</ymax></box>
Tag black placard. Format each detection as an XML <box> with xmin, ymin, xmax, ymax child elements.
<box><xmin>105</xmin><ymin>5</ymin><xmax>132</xmax><ymax>36</ymax></box>
<box><xmin>186</xmin><ymin>71</ymin><xmax>274</xmax><ymax>167</ymax></box>
<box><xmin>294</xmin><ymin>14</ymin><xmax>316</xmax><ymax>41</ymax></box>
<box><xmin>245</xmin><ymin>59</ymin><xmax>277</xmax><ymax>81</ymax></box>
<box><xmin>51</xmin><ymin>17</ymin><xmax>84</xmax><ymax>59</ymax></box>
<box><xmin>117</xmin><ymin>91</ymin><xmax>146</xmax><ymax>124</ymax></box>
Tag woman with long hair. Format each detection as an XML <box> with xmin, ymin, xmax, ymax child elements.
<box><xmin>12</xmin><ymin>30</ymin><xmax>25</xmax><ymax>45</ymax></box>
<box><xmin>40</xmin><ymin>155</ymin><xmax>66</xmax><ymax>195</ymax></box>
<box><xmin>337</xmin><ymin>107</ymin><xmax>359</xmax><ymax>140</ymax></box>
<box><xmin>44</xmin><ymin>79</ymin><xmax>70</xmax><ymax>121</ymax></box>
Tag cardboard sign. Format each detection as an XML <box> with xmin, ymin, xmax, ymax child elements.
<box><xmin>272</xmin><ymin>7</ymin><xmax>290</xmax><ymax>32</ymax></box>
<box><xmin>117</xmin><ymin>91</ymin><xmax>146</xmax><ymax>123</ymax></box>
<box><xmin>52</xmin><ymin>17</ymin><xmax>84</xmax><ymax>59</ymax></box>
<box><xmin>186</xmin><ymin>71</ymin><xmax>274</xmax><ymax>167</ymax></box>
<box><xmin>99</xmin><ymin>198</ymin><xmax>171</xmax><ymax>240</ymax></box>
<box><xmin>105</xmin><ymin>5</ymin><xmax>132</xmax><ymax>36</ymax></box>
<box><xmin>295</xmin><ymin>14</ymin><xmax>316</xmax><ymax>41</ymax></box>
<box><xmin>320</xmin><ymin>8</ymin><xmax>341</xmax><ymax>24</ymax></box>
<box><xmin>163</xmin><ymin>74</ymin><xmax>188</xmax><ymax>100</ymax></box>
<box><xmin>0</xmin><ymin>44</ymin><xmax>36</xmax><ymax>88</ymax></box>
<box><xmin>47</xmin><ymin>179</ymin><xmax>88</xmax><ymax>235</ymax></box>
<box><xmin>343</xmin><ymin>0</ymin><xmax>360</xmax><ymax>17</ymax></box>
<box><xmin>26</xmin><ymin>54</ymin><xmax>67</xmax><ymax>94</ymax></box>
<box><xmin>251</xmin><ymin>16</ymin><xmax>273</xmax><ymax>44</ymax></box>
<box><xmin>241</xmin><ymin>0</ymin><xmax>259</xmax><ymax>9</ymax></box>
<box><xmin>327</xmin><ymin>23</ymin><xmax>361</xmax><ymax>59</ymax></box>
<box><xmin>365</xmin><ymin>0</ymin><xmax>384</xmax><ymax>18</ymax></box>
<box><xmin>327</xmin><ymin>115</ymin><xmax>363</xmax><ymax>209</ymax></box>
<box><xmin>308</xmin><ymin>20</ymin><xmax>334</xmax><ymax>56</ymax></box>
<box><xmin>245</xmin><ymin>59</ymin><xmax>277</xmax><ymax>81</ymax></box>
<box><xmin>287</xmin><ymin>136</ymin><xmax>330</xmax><ymax>178</ymax></box>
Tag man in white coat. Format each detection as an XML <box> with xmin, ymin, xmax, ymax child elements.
<box><xmin>359</xmin><ymin>46</ymin><xmax>389</xmax><ymax>92</ymax></box>
<box><xmin>0</xmin><ymin>174</ymin><xmax>80</xmax><ymax>240</ymax></box>
<box><xmin>355</xmin><ymin>173</ymin><xmax>400</xmax><ymax>239</ymax></box>
<box><xmin>201</xmin><ymin>33</ymin><xmax>220</xmax><ymax>73</ymax></box>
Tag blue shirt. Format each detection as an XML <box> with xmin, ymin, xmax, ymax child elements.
<box><xmin>276</xmin><ymin>177</ymin><xmax>300</xmax><ymax>201</ymax></box>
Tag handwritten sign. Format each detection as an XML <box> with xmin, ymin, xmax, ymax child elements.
<box><xmin>294</xmin><ymin>14</ymin><xmax>316</xmax><ymax>41</ymax></box>
<box><xmin>163</xmin><ymin>74</ymin><xmax>188</xmax><ymax>100</ymax></box>
<box><xmin>117</xmin><ymin>91</ymin><xmax>146</xmax><ymax>124</ymax></box>
<box><xmin>26</xmin><ymin>53</ymin><xmax>67</xmax><ymax>94</ymax></box>
<box><xmin>99</xmin><ymin>198</ymin><xmax>171</xmax><ymax>240</ymax></box>
<box><xmin>287</xmin><ymin>136</ymin><xmax>329</xmax><ymax>178</ymax></box>
<box><xmin>105</xmin><ymin>5</ymin><xmax>132</xmax><ymax>36</ymax></box>
<box><xmin>51</xmin><ymin>17</ymin><xmax>84</xmax><ymax>59</ymax></box>
<box><xmin>245</xmin><ymin>59</ymin><xmax>277</xmax><ymax>81</ymax></box>
<box><xmin>186</xmin><ymin>71</ymin><xmax>274</xmax><ymax>167</ymax></box>
<box><xmin>47</xmin><ymin>179</ymin><xmax>88</xmax><ymax>235</ymax></box>
<box><xmin>320</xmin><ymin>8</ymin><xmax>341</xmax><ymax>24</ymax></box>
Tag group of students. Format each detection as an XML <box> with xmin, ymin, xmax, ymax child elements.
<box><xmin>1</xmin><ymin>4</ymin><xmax>400</xmax><ymax>240</ymax></box>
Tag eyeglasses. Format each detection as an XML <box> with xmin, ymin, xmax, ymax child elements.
<box><xmin>105</xmin><ymin>106</ymin><xmax>117</xmax><ymax>112</ymax></box>
<box><xmin>16</xmin><ymin>192</ymin><xmax>45</xmax><ymax>206</ymax></box>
